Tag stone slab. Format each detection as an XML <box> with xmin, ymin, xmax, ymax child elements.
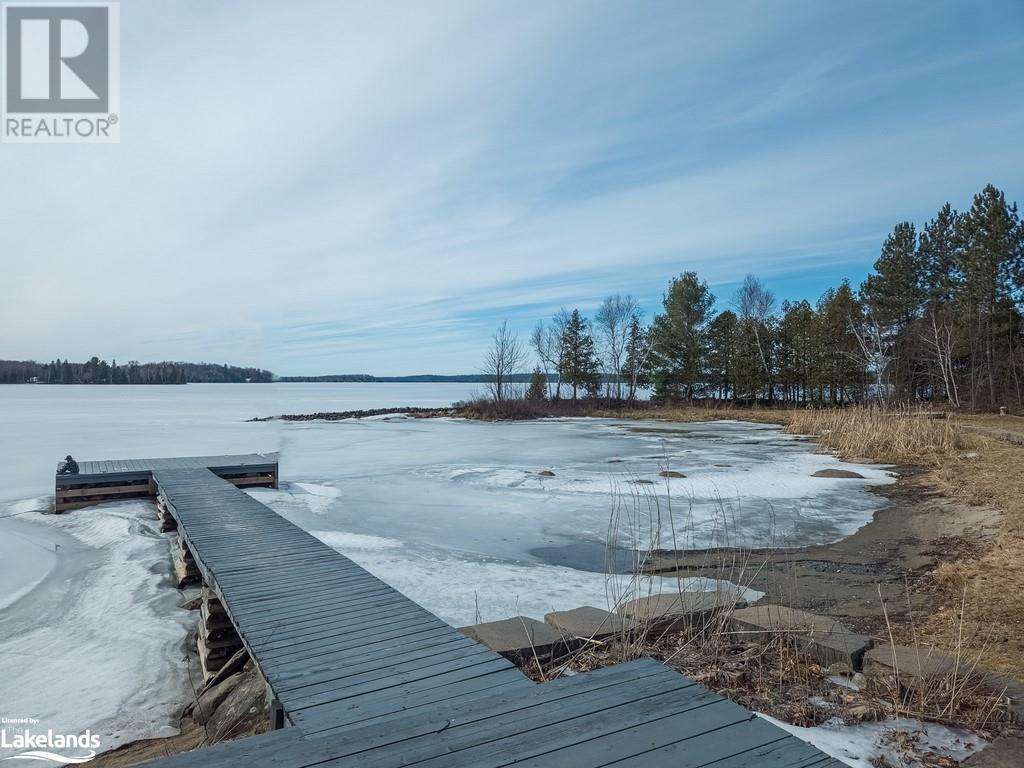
<box><xmin>616</xmin><ymin>590</ymin><xmax>745</xmax><ymax>631</ymax></box>
<box><xmin>730</xmin><ymin>604</ymin><xmax>873</xmax><ymax>670</ymax></box>
<box><xmin>544</xmin><ymin>606</ymin><xmax>637</xmax><ymax>640</ymax></box>
<box><xmin>459</xmin><ymin>616</ymin><xmax>569</xmax><ymax>660</ymax></box>
<box><xmin>812</xmin><ymin>469</ymin><xmax>865</xmax><ymax>478</ymax></box>
<box><xmin>863</xmin><ymin>645</ymin><xmax>958</xmax><ymax>681</ymax></box>
<box><xmin>963</xmin><ymin>737</ymin><xmax>1024</xmax><ymax>767</ymax></box>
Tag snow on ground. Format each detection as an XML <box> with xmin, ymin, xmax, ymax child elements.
<box><xmin>757</xmin><ymin>714</ymin><xmax>985</xmax><ymax>768</ymax></box>
<box><xmin>0</xmin><ymin>501</ymin><xmax>192</xmax><ymax>759</ymax></box>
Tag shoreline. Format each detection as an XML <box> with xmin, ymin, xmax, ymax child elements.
<box><xmin>643</xmin><ymin>465</ymin><xmax>1002</xmax><ymax>638</ymax></box>
<box><xmin>15</xmin><ymin>408</ymin><xmax>1022</xmax><ymax>765</ymax></box>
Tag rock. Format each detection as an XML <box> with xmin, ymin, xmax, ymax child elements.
<box><xmin>201</xmin><ymin>647</ymin><xmax>250</xmax><ymax>691</ymax></box>
<box><xmin>851</xmin><ymin>672</ymin><xmax>867</xmax><ymax>689</ymax></box>
<box><xmin>812</xmin><ymin>469</ymin><xmax>865</xmax><ymax>479</ymax></box>
<box><xmin>982</xmin><ymin>672</ymin><xmax>1024</xmax><ymax>719</ymax></box>
<box><xmin>617</xmin><ymin>591</ymin><xmax>745</xmax><ymax>632</ymax></box>
<box><xmin>459</xmin><ymin>616</ymin><xmax>570</xmax><ymax>660</ymax></box>
<box><xmin>205</xmin><ymin>662</ymin><xmax>269</xmax><ymax>743</ymax></box>
<box><xmin>827</xmin><ymin>661</ymin><xmax>851</xmax><ymax>676</ymax></box>
<box><xmin>730</xmin><ymin>605</ymin><xmax>873</xmax><ymax>670</ymax></box>
<box><xmin>191</xmin><ymin>673</ymin><xmax>242</xmax><ymax>725</ymax></box>
<box><xmin>959</xmin><ymin>451</ymin><xmax>980</xmax><ymax>460</ymax></box>
<box><xmin>631</xmin><ymin>479</ymin><xmax>655</xmax><ymax>485</ymax></box>
<box><xmin>544</xmin><ymin>607</ymin><xmax>637</xmax><ymax>640</ymax></box>
<box><xmin>862</xmin><ymin>645</ymin><xmax>957</xmax><ymax>681</ymax></box>
<box><xmin>658</xmin><ymin>471</ymin><xmax>686</xmax><ymax>478</ymax></box>
<box><xmin>538</xmin><ymin>470</ymin><xmax>556</xmax><ymax>477</ymax></box>
<box><xmin>963</xmin><ymin>737</ymin><xmax>1024</xmax><ymax>767</ymax></box>
<box><xmin>179</xmin><ymin>595</ymin><xmax>202</xmax><ymax>611</ymax></box>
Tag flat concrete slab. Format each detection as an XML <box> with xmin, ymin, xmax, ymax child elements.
<box><xmin>544</xmin><ymin>606</ymin><xmax>637</xmax><ymax>640</ymax></box>
<box><xmin>616</xmin><ymin>591</ymin><xmax>745</xmax><ymax>631</ymax></box>
<box><xmin>730</xmin><ymin>605</ymin><xmax>872</xmax><ymax>670</ymax></box>
<box><xmin>459</xmin><ymin>616</ymin><xmax>568</xmax><ymax>660</ymax></box>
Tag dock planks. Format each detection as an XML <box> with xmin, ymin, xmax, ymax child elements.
<box><xmin>60</xmin><ymin>456</ymin><xmax>842</xmax><ymax>768</ymax></box>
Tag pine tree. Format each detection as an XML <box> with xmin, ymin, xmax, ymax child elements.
<box><xmin>956</xmin><ymin>185</ymin><xmax>1024</xmax><ymax>407</ymax></box>
<box><xmin>706</xmin><ymin>310</ymin><xmax>737</xmax><ymax>400</ymax></box>
<box><xmin>559</xmin><ymin>309</ymin><xmax>601</xmax><ymax>400</ymax></box>
<box><xmin>526</xmin><ymin>367</ymin><xmax>547</xmax><ymax>401</ymax></box>
<box><xmin>817</xmin><ymin>282</ymin><xmax>865</xmax><ymax>403</ymax></box>
<box><xmin>650</xmin><ymin>272</ymin><xmax>714</xmax><ymax>400</ymax></box>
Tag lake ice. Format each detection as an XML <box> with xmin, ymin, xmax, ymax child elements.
<box><xmin>0</xmin><ymin>383</ymin><xmax>893</xmax><ymax>755</ymax></box>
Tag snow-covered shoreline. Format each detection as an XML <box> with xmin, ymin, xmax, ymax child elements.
<box><xmin>0</xmin><ymin>501</ymin><xmax>193</xmax><ymax>760</ymax></box>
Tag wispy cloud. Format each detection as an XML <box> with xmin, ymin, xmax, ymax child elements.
<box><xmin>1</xmin><ymin>0</ymin><xmax>1021</xmax><ymax>374</ymax></box>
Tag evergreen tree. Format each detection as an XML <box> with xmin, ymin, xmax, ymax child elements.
<box><xmin>650</xmin><ymin>272</ymin><xmax>715</xmax><ymax>400</ymax></box>
<box><xmin>956</xmin><ymin>185</ymin><xmax>1024</xmax><ymax>407</ymax></box>
<box><xmin>526</xmin><ymin>367</ymin><xmax>547</xmax><ymax>401</ymax></box>
<box><xmin>559</xmin><ymin>309</ymin><xmax>601</xmax><ymax>400</ymax></box>
<box><xmin>817</xmin><ymin>282</ymin><xmax>865</xmax><ymax>403</ymax></box>
<box><xmin>706</xmin><ymin>310</ymin><xmax>737</xmax><ymax>400</ymax></box>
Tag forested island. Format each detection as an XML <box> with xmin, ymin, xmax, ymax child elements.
<box><xmin>0</xmin><ymin>358</ymin><xmax>274</xmax><ymax>384</ymax></box>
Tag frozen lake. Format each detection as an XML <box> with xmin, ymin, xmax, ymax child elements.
<box><xmin>0</xmin><ymin>383</ymin><xmax>893</xmax><ymax>755</ymax></box>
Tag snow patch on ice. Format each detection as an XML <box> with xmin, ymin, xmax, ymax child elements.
<box><xmin>756</xmin><ymin>714</ymin><xmax>984</xmax><ymax>768</ymax></box>
<box><xmin>311</xmin><ymin>529</ymin><xmax>405</xmax><ymax>551</ymax></box>
<box><xmin>250</xmin><ymin>481</ymin><xmax>342</xmax><ymax>516</ymax></box>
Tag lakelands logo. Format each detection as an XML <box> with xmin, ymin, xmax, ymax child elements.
<box><xmin>1</xmin><ymin>1</ymin><xmax>120</xmax><ymax>142</ymax></box>
<box><xmin>1</xmin><ymin>719</ymin><xmax>100</xmax><ymax>764</ymax></box>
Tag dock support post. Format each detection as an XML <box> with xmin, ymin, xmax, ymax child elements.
<box><xmin>269</xmin><ymin>695</ymin><xmax>286</xmax><ymax>730</ymax></box>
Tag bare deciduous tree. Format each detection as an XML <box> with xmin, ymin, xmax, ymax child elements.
<box><xmin>530</xmin><ymin>320</ymin><xmax>560</xmax><ymax>399</ymax></box>
<box><xmin>531</xmin><ymin>309</ymin><xmax>572</xmax><ymax>399</ymax></box>
<box><xmin>734</xmin><ymin>275</ymin><xmax>776</xmax><ymax>398</ymax></box>
<box><xmin>595</xmin><ymin>294</ymin><xmax>640</xmax><ymax>399</ymax></box>
<box><xmin>482</xmin><ymin>320</ymin><xmax>526</xmax><ymax>402</ymax></box>
<box><xmin>848</xmin><ymin>310</ymin><xmax>892</xmax><ymax>405</ymax></box>
<box><xmin>923</xmin><ymin>306</ymin><xmax>961</xmax><ymax>407</ymax></box>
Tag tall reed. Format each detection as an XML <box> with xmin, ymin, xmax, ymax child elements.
<box><xmin>785</xmin><ymin>405</ymin><xmax>972</xmax><ymax>464</ymax></box>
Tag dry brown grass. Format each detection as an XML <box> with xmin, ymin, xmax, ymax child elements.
<box><xmin>784</xmin><ymin>406</ymin><xmax>975</xmax><ymax>465</ymax></box>
<box><xmin>909</xmin><ymin>434</ymin><xmax>1024</xmax><ymax>678</ymax></box>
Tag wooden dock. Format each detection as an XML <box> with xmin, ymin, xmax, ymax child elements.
<box><xmin>54</xmin><ymin>453</ymin><xmax>278</xmax><ymax>512</ymax></box>
<box><xmin>57</xmin><ymin>455</ymin><xmax>842</xmax><ymax>767</ymax></box>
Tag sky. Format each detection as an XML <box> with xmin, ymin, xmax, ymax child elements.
<box><xmin>1</xmin><ymin>0</ymin><xmax>1022</xmax><ymax>376</ymax></box>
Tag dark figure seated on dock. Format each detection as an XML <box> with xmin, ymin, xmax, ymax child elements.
<box><xmin>58</xmin><ymin>455</ymin><xmax>79</xmax><ymax>475</ymax></box>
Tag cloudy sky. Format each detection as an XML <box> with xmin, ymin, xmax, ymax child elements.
<box><xmin>2</xmin><ymin>0</ymin><xmax>1022</xmax><ymax>375</ymax></box>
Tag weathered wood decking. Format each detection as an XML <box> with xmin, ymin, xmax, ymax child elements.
<box><xmin>60</xmin><ymin>455</ymin><xmax>842</xmax><ymax>767</ymax></box>
<box><xmin>54</xmin><ymin>453</ymin><xmax>278</xmax><ymax>511</ymax></box>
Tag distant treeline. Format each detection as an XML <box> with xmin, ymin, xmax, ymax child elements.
<box><xmin>0</xmin><ymin>357</ymin><xmax>274</xmax><ymax>384</ymax></box>
<box><xmin>279</xmin><ymin>373</ymin><xmax>547</xmax><ymax>383</ymax></box>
